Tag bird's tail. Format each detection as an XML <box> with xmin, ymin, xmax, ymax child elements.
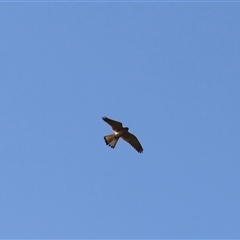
<box><xmin>104</xmin><ymin>134</ymin><xmax>119</xmax><ymax>148</ymax></box>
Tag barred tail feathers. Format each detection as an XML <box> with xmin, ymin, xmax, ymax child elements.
<box><xmin>104</xmin><ymin>134</ymin><xmax>119</xmax><ymax>148</ymax></box>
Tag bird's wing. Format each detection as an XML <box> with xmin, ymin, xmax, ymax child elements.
<box><xmin>102</xmin><ymin>116</ymin><xmax>123</xmax><ymax>132</ymax></box>
<box><xmin>121</xmin><ymin>131</ymin><xmax>143</xmax><ymax>153</ymax></box>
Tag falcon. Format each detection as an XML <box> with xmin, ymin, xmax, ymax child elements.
<box><xmin>102</xmin><ymin>116</ymin><xmax>143</xmax><ymax>153</ymax></box>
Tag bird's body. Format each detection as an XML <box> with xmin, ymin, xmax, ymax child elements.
<box><xmin>114</xmin><ymin>127</ymin><xmax>128</xmax><ymax>137</ymax></box>
<box><xmin>102</xmin><ymin>116</ymin><xmax>143</xmax><ymax>153</ymax></box>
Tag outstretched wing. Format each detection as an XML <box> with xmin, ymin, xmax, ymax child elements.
<box><xmin>121</xmin><ymin>132</ymin><xmax>143</xmax><ymax>153</ymax></box>
<box><xmin>102</xmin><ymin>116</ymin><xmax>123</xmax><ymax>132</ymax></box>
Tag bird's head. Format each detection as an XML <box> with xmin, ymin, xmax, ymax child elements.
<box><xmin>124</xmin><ymin>127</ymin><xmax>129</xmax><ymax>131</ymax></box>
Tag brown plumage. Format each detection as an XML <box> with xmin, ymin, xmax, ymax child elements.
<box><xmin>102</xmin><ymin>116</ymin><xmax>143</xmax><ymax>153</ymax></box>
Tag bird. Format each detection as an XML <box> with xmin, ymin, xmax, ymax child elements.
<box><xmin>102</xmin><ymin>116</ymin><xmax>143</xmax><ymax>153</ymax></box>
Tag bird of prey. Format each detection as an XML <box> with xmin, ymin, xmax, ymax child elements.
<box><xmin>102</xmin><ymin>116</ymin><xmax>143</xmax><ymax>153</ymax></box>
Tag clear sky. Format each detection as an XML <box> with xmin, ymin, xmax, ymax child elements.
<box><xmin>1</xmin><ymin>1</ymin><xmax>240</xmax><ymax>239</ymax></box>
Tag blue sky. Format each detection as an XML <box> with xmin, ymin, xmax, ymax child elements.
<box><xmin>1</xmin><ymin>2</ymin><xmax>240</xmax><ymax>239</ymax></box>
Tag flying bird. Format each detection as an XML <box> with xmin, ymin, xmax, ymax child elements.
<box><xmin>102</xmin><ymin>116</ymin><xmax>143</xmax><ymax>153</ymax></box>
